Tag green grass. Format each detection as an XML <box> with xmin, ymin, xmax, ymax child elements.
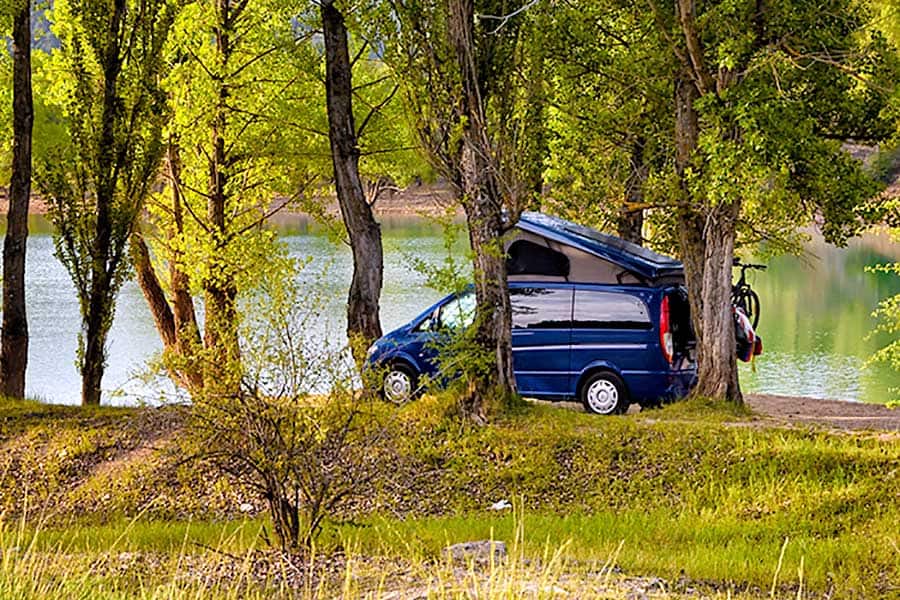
<box><xmin>4</xmin><ymin>515</ymin><xmax>770</xmax><ymax>599</ymax></box>
<box><xmin>635</xmin><ymin>393</ymin><xmax>755</xmax><ymax>421</ymax></box>
<box><xmin>335</xmin><ymin>508</ymin><xmax>897</xmax><ymax>596</ymax></box>
<box><xmin>28</xmin><ymin>517</ymin><xmax>268</xmax><ymax>555</ymax></box>
<box><xmin>367</xmin><ymin>396</ymin><xmax>900</xmax><ymax>596</ymax></box>
<box><xmin>0</xmin><ymin>395</ymin><xmax>897</xmax><ymax>597</ymax></box>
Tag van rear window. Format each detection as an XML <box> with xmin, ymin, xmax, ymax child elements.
<box><xmin>573</xmin><ymin>291</ymin><xmax>651</xmax><ymax>329</ymax></box>
<box><xmin>511</xmin><ymin>288</ymin><xmax>573</xmax><ymax>329</ymax></box>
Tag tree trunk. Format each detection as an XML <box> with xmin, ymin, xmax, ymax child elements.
<box><xmin>131</xmin><ymin>230</ymin><xmax>175</xmax><ymax>348</ymax></box>
<box><xmin>132</xmin><ymin>230</ymin><xmax>204</xmax><ymax>392</ymax></box>
<box><xmin>691</xmin><ymin>203</ymin><xmax>741</xmax><ymax>400</ymax></box>
<box><xmin>320</xmin><ymin>0</ymin><xmax>384</xmax><ymax>366</ymax></box>
<box><xmin>203</xmin><ymin>0</ymin><xmax>240</xmax><ymax>394</ymax></box>
<box><xmin>131</xmin><ymin>142</ymin><xmax>204</xmax><ymax>393</ymax></box>
<box><xmin>81</xmin><ymin>282</ymin><xmax>111</xmax><ymax>406</ymax></box>
<box><xmin>463</xmin><ymin>176</ymin><xmax>516</xmax><ymax>419</ymax></box>
<box><xmin>166</xmin><ymin>143</ymin><xmax>203</xmax><ymax>388</ymax></box>
<box><xmin>1</xmin><ymin>0</ymin><xmax>33</xmax><ymax>400</ymax></box>
<box><xmin>674</xmin><ymin>76</ymin><xmax>742</xmax><ymax>404</ymax></box>
<box><xmin>618</xmin><ymin>137</ymin><xmax>646</xmax><ymax>245</ymax></box>
<box><xmin>448</xmin><ymin>0</ymin><xmax>517</xmax><ymax>420</ymax></box>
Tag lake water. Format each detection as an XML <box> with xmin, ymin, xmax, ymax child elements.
<box><xmin>6</xmin><ymin>215</ymin><xmax>900</xmax><ymax>405</ymax></box>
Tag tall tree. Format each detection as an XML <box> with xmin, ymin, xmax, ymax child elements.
<box><xmin>546</xmin><ymin>0</ymin><xmax>893</xmax><ymax>403</ymax></box>
<box><xmin>320</xmin><ymin>0</ymin><xmax>384</xmax><ymax>366</ymax></box>
<box><xmin>131</xmin><ymin>0</ymin><xmax>322</xmax><ymax>397</ymax></box>
<box><xmin>37</xmin><ymin>0</ymin><xmax>176</xmax><ymax>405</ymax></box>
<box><xmin>383</xmin><ymin>0</ymin><xmax>548</xmax><ymax>420</ymax></box>
<box><xmin>648</xmin><ymin>0</ymin><xmax>892</xmax><ymax>402</ymax></box>
<box><xmin>446</xmin><ymin>0</ymin><xmax>516</xmax><ymax>418</ymax></box>
<box><xmin>1</xmin><ymin>0</ymin><xmax>34</xmax><ymax>399</ymax></box>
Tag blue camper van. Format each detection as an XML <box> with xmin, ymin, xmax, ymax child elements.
<box><xmin>365</xmin><ymin>212</ymin><xmax>697</xmax><ymax>415</ymax></box>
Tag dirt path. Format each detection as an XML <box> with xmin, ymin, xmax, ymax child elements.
<box><xmin>745</xmin><ymin>393</ymin><xmax>900</xmax><ymax>432</ymax></box>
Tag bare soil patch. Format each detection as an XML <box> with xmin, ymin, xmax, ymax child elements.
<box><xmin>745</xmin><ymin>393</ymin><xmax>900</xmax><ymax>432</ymax></box>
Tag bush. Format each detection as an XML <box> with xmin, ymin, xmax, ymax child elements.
<box><xmin>190</xmin><ymin>269</ymin><xmax>391</xmax><ymax>551</ymax></box>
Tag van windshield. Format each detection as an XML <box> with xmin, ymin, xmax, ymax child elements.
<box><xmin>439</xmin><ymin>292</ymin><xmax>476</xmax><ymax>330</ymax></box>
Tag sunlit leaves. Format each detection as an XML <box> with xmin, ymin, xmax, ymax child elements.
<box><xmin>545</xmin><ymin>0</ymin><xmax>894</xmax><ymax>257</ymax></box>
<box><xmin>34</xmin><ymin>0</ymin><xmax>176</xmax><ymax>386</ymax></box>
<box><xmin>869</xmin><ymin>196</ymin><xmax>900</xmax><ymax>398</ymax></box>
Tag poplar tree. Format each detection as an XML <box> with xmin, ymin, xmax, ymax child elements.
<box><xmin>550</xmin><ymin>0</ymin><xmax>894</xmax><ymax>403</ymax></box>
<box><xmin>132</xmin><ymin>0</ymin><xmax>320</xmax><ymax>396</ymax></box>
<box><xmin>382</xmin><ymin>0</ymin><xmax>548</xmax><ymax>420</ymax></box>
<box><xmin>37</xmin><ymin>0</ymin><xmax>176</xmax><ymax>405</ymax></box>
<box><xmin>321</xmin><ymin>0</ymin><xmax>385</xmax><ymax>366</ymax></box>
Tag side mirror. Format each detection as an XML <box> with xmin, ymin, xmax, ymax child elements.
<box><xmin>429</xmin><ymin>309</ymin><xmax>441</xmax><ymax>331</ymax></box>
<box><xmin>416</xmin><ymin>309</ymin><xmax>441</xmax><ymax>333</ymax></box>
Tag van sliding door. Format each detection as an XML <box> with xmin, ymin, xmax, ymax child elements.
<box><xmin>570</xmin><ymin>289</ymin><xmax>654</xmax><ymax>390</ymax></box>
<box><xmin>510</xmin><ymin>285</ymin><xmax>574</xmax><ymax>397</ymax></box>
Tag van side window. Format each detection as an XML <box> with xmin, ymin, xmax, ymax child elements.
<box><xmin>573</xmin><ymin>290</ymin><xmax>651</xmax><ymax>329</ymax></box>
<box><xmin>511</xmin><ymin>288</ymin><xmax>573</xmax><ymax>329</ymax></box>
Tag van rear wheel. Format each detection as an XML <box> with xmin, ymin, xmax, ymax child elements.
<box><xmin>382</xmin><ymin>363</ymin><xmax>418</xmax><ymax>404</ymax></box>
<box><xmin>581</xmin><ymin>372</ymin><xmax>628</xmax><ymax>415</ymax></box>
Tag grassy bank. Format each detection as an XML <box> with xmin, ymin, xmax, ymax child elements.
<box><xmin>0</xmin><ymin>397</ymin><xmax>897</xmax><ymax>597</ymax></box>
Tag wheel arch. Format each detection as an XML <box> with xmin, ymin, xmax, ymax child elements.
<box><xmin>575</xmin><ymin>362</ymin><xmax>630</xmax><ymax>402</ymax></box>
<box><xmin>379</xmin><ymin>351</ymin><xmax>423</xmax><ymax>376</ymax></box>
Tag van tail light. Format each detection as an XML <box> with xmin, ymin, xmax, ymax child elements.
<box><xmin>660</xmin><ymin>295</ymin><xmax>673</xmax><ymax>365</ymax></box>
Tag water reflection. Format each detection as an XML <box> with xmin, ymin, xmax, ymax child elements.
<box><xmin>4</xmin><ymin>216</ymin><xmax>900</xmax><ymax>405</ymax></box>
<box><xmin>739</xmin><ymin>230</ymin><xmax>900</xmax><ymax>403</ymax></box>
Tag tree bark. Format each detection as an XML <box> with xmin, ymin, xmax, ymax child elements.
<box><xmin>448</xmin><ymin>0</ymin><xmax>517</xmax><ymax>419</ymax></box>
<box><xmin>674</xmin><ymin>76</ymin><xmax>741</xmax><ymax>404</ymax></box>
<box><xmin>463</xmin><ymin>177</ymin><xmax>516</xmax><ymax>419</ymax></box>
<box><xmin>320</xmin><ymin>0</ymin><xmax>384</xmax><ymax>366</ymax></box>
<box><xmin>618</xmin><ymin>137</ymin><xmax>646</xmax><ymax>245</ymax></box>
<box><xmin>691</xmin><ymin>202</ymin><xmax>740</xmax><ymax>400</ymax></box>
<box><xmin>131</xmin><ymin>230</ymin><xmax>175</xmax><ymax>348</ymax></box>
<box><xmin>1</xmin><ymin>0</ymin><xmax>33</xmax><ymax>400</ymax></box>
<box><xmin>131</xmin><ymin>143</ymin><xmax>204</xmax><ymax>393</ymax></box>
<box><xmin>81</xmin><ymin>280</ymin><xmax>112</xmax><ymax>406</ymax></box>
<box><xmin>165</xmin><ymin>143</ymin><xmax>203</xmax><ymax>388</ymax></box>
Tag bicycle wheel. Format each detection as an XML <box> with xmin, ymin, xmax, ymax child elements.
<box><xmin>737</xmin><ymin>288</ymin><xmax>760</xmax><ymax>329</ymax></box>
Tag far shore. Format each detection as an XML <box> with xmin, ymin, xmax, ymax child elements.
<box><xmin>0</xmin><ymin>183</ymin><xmax>462</xmax><ymax>218</ymax></box>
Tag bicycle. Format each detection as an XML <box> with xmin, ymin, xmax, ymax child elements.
<box><xmin>732</xmin><ymin>258</ymin><xmax>766</xmax><ymax>329</ymax></box>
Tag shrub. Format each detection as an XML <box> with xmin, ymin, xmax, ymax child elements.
<box><xmin>190</xmin><ymin>269</ymin><xmax>391</xmax><ymax>551</ymax></box>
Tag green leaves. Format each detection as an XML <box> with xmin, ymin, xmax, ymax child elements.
<box><xmin>545</xmin><ymin>0</ymin><xmax>896</xmax><ymax>254</ymax></box>
<box><xmin>868</xmin><ymin>196</ymin><xmax>900</xmax><ymax>399</ymax></box>
<box><xmin>35</xmin><ymin>0</ymin><xmax>177</xmax><ymax>389</ymax></box>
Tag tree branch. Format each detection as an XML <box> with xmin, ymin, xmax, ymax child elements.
<box><xmin>477</xmin><ymin>0</ymin><xmax>542</xmax><ymax>34</ymax></box>
<box><xmin>675</xmin><ymin>0</ymin><xmax>714</xmax><ymax>94</ymax></box>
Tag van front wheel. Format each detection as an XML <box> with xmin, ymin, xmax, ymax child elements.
<box><xmin>581</xmin><ymin>372</ymin><xmax>628</xmax><ymax>415</ymax></box>
<box><xmin>382</xmin><ymin>363</ymin><xmax>418</xmax><ymax>404</ymax></box>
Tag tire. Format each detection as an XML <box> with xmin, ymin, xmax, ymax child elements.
<box><xmin>381</xmin><ymin>362</ymin><xmax>418</xmax><ymax>404</ymax></box>
<box><xmin>580</xmin><ymin>371</ymin><xmax>629</xmax><ymax>415</ymax></box>
<box><xmin>733</xmin><ymin>288</ymin><xmax>761</xmax><ymax>329</ymax></box>
<box><xmin>745</xmin><ymin>289</ymin><xmax>760</xmax><ymax>329</ymax></box>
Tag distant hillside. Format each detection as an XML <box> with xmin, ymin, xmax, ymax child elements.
<box><xmin>845</xmin><ymin>143</ymin><xmax>900</xmax><ymax>200</ymax></box>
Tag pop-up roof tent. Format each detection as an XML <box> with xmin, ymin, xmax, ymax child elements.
<box><xmin>507</xmin><ymin>212</ymin><xmax>685</xmax><ymax>286</ymax></box>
